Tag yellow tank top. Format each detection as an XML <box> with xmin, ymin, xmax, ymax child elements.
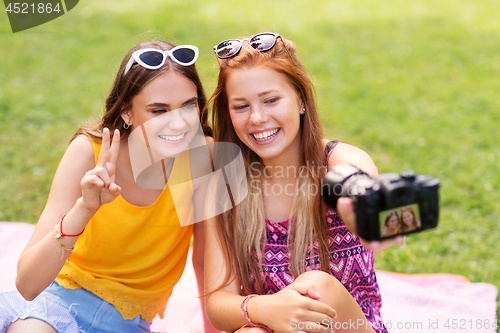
<box><xmin>56</xmin><ymin>139</ymin><xmax>194</xmax><ymax>321</ymax></box>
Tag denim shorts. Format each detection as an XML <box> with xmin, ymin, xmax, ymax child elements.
<box><xmin>0</xmin><ymin>281</ymin><xmax>151</xmax><ymax>333</ymax></box>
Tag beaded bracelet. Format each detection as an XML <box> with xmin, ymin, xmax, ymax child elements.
<box><xmin>239</xmin><ymin>294</ymin><xmax>273</xmax><ymax>332</ymax></box>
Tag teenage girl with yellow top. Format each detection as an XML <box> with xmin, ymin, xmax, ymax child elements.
<box><xmin>0</xmin><ymin>41</ymin><xmax>217</xmax><ymax>333</ymax></box>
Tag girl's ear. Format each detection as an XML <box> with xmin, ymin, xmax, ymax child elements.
<box><xmin>121</xmin><ymin>107</ymin><xmax>133</xmax><ymax>127</ymax></box>
<box><xmin>299</xmin><ymin>98</ymin><xmax>305</xmax><ymax>114</ymax></box>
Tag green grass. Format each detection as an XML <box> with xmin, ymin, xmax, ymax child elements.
<box><xmin>1</xmin><ymin>0</ymin><xmax>499</xmax><ymax>321</ymax></box>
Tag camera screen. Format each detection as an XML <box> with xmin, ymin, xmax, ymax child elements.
<box><xmin>379</xmin><ymin>204</ymin><xmax>421</xmax><ymax>239</ymax></box>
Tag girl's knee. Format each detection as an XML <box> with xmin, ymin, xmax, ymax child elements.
<box><xmin>295</xmin><ymin>270</ymin><xmax>351</xmax><ymax>308</ymax></box>
<box><xmin>296</xmin><ymin>270</ymin><xmax>343</xmax><ymax>292</ymax></box>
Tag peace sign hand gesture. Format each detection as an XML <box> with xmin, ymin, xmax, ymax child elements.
<box><xmin>81</xmin><ymin>128</ymin><xmax>122</xmax><ymax>213</ymax></box>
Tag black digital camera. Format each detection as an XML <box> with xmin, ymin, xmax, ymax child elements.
<box><xmin>322</xmin><ymin>164</ymin><xmax>440</xmax><ymax>241</ymax></box>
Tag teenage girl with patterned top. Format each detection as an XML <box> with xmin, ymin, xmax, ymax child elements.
<box><xmin>0</xmin><ymin>41</ymin><xmax>217</xmax><ymax>333</ymax></box>
<box><xmin>204</xmin><ymin>32</ymin><xmax>402</xmax><ymax>333</ymax></box>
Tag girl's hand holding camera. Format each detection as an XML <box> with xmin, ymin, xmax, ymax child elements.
<box><xmin>80</xmin><ymin>128</ymin><xmax>121</xmax><ymax>212</ymax></box>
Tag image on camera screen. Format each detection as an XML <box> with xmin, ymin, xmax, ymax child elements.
<box><xmin>379</xmin><ymin>204</ymin><xmax>421</xmax><ymax>239</ymax></box>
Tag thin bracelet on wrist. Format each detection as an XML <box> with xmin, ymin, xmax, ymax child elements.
<box><xmin>239</xmin><ymin>294</ymin><xmax>273</xmax><ymax>332</ymax></box>
<box><xmin>51</xmin><ymin>226</ymin><xmax>75</xmax><ymax>261</ymax></box>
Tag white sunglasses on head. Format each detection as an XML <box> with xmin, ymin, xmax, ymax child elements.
<box><xmin>123</xmin><ymin>45</ymin><xmax>199</xmax><ymax>76</ymax></box>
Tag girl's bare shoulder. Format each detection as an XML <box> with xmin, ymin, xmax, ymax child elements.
<box><xmin>324</xmin><ymin>139</ymin><xmax>378</xmax><ymax>177</ymax></box>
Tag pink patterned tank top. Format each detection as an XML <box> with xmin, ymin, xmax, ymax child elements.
<box><xmin>250</xmin><ymin>141</ymin><xmax>388</xmax><ymax>333</ymax></box>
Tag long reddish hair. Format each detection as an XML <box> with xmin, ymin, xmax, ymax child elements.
<box><xmin>209</xmin><ymin>34</ymin><xmax>329</xmax><ymax>295</ymax></box>
<box><xmin>401</xmin><ymin>206</ymin><xmax>418</xmax><ymax>231</ymax></box>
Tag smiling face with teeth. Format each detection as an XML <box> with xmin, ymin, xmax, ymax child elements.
<box><xmin>121</xmin><ymin>71</ymin><xmax>202</xmax><ymax>159</ymax></box>
<box><xmin>226</xmin><ymin>66</ymin><xmax>305</xmax><ymax>166</ymax></box>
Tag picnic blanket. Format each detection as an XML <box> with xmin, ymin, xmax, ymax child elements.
<box><xmin>0</xmin><ymin>222</ymin><xmax>497</xmax><ymax>333</ymax></box>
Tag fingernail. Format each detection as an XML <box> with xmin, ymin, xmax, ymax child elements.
<box><xmin>310</xmin><ymin>288</ymin><xmax>321</xmax><ymax>298</ymax></box>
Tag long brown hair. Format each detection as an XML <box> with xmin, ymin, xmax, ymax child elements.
<box><xmin>384</xmin><ymin>211</ymin><xmax>400</xmax><ymax>227</ymax></box>
<box><xmin>72</xmin><ymin>41</ymin><xmax>212</xmax><ymax>142</ymax></box>
<box><xmin>210</xmin><ymin>34</ymin><xmax>330</xmax><ymax>295</ymax></box>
